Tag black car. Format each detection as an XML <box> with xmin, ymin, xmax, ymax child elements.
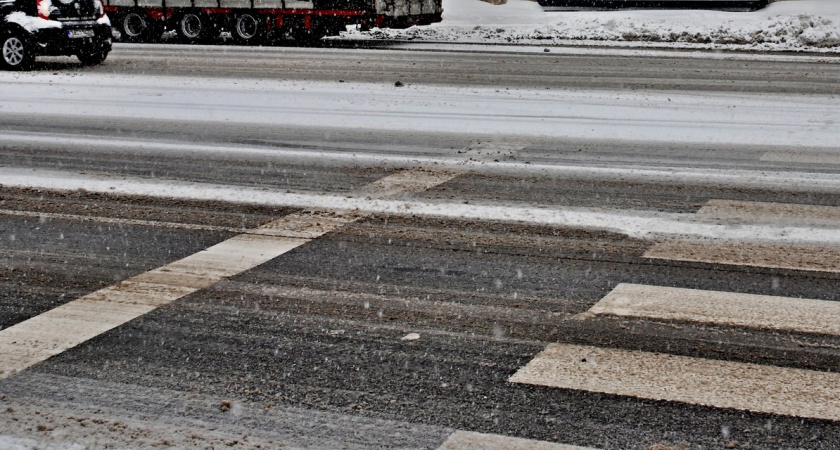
<box><xmin>1</xmin><ymin>0</ymin><xmax>112</xmax><ymax>70</ymax></box>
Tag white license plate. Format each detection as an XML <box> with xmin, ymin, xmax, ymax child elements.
<box><xmin>67</xmin><ymin>29</ymin><xmax>95</xmax><ymax>38</ymax></box>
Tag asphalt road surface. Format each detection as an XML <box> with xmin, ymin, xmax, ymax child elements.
<box><xmin>1</xmin><ymin>43</ymin><xmax>840</xmax><ymax>449</ymax></box>
<box><xmin>75</xmin><ymin>43</ymin><xmax>840</xmax><ymax>94</ymax></box>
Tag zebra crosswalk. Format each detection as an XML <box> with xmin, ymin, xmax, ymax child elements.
<box><xmin>510</xmin><ymin>199</ymin><xmax>840</xmax><ymax>425</ymax></box>
<box><xmin>2</xmin><ymin>167</ymin><xmax>839</xmax><ymax>447</ymax></box>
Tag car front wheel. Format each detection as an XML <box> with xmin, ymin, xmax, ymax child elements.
<box><xmin>1</xmin><ymin>32</ymin><xmax>34</xmax><ymax>71</ymax></box>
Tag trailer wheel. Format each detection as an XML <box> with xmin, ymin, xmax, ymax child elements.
<box><xmin>119</xmin><ymin>11</ymin><xmax>157</xmax><ymax>42</ymax></box>
<box><xmin>177</xmin><ymin>12</ymin><xmax>214</xmax><ymax>44</ymax></box>
<box><xmin>232</xmin><ymin>13</ymin><xmax>262</xmax><ymax>44</ymax></box>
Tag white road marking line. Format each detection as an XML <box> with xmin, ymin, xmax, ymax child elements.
<box><xmin>0</xmin><ymin>168</ymin><xmax>454</xmax><ymax>379</ymax></box>
<box><xmin>697</xmin><ymin>200</ymin><xmax>840</xmax><ymax>227</ymax></box>
<box><xmin>644</xmin><ymin>240</ymin><xmax>840</xmax><ymax>273</ymax></box>
<box><xmin>438</xmin><ymin>431</ymin><xmax>596</xmax><ymax>450</ymax></box>
<box><xmin>589</xmin><ymin>283</ymin><xmax>840</xmax><ymax>336</ymax></box>
<box><xmin>4</xmin><ymin>168</ymin><xmax>840</xmax><ymax>246</ymax></box>
<box><xmin>509</xmin><ymin>343</ymin><xmax>840</xmax><ymax>422</ymax></box>
<box><xmin>762</xmin><ymin>151</ymin><xmax>840</xmax><ymax>165</ymax></box>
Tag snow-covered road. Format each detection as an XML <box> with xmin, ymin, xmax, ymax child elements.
<box><xmin>1</xmin><ymin>71</ymin><xmax>838</xmax><ymax>147</ymax></box>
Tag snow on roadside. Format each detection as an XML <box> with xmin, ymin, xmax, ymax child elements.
<box><xmin>345</xmin><ymin>0</ymin><xmax>840</xmax><ymax>52</ymax></box>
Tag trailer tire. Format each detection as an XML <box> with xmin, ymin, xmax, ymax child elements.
<box><xmin>118</xmin><ymin>11</ymin><xmax>157</xmax><ymax>42</ymax></box>
<box><xmin>177</xmin><ymin>12</ymin><xmax>214</xmax><ymax>44</ymax></box>
<box><xmin>232</xmin><ymin>13</ymin><xmax>263</xmax><ymax>44</ymax></box>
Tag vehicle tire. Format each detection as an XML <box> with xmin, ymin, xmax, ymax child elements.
<box><xmin>119</xmin><ymin>11</ymin><xmax>157</xmax><ymax>42</ymax></box>
<box><xmin>177</xmin><ymin>12</ymin><xmax>214</xmax><ymax>44</ymax></box>
<box><xmin>232</xmin><ymin>13</ymin><xmax>262</xmax><ymax>44</ymax></box>
<box><xmin>1</xmin><ymin>32</ymin><xmax>34</xmax><ymax>71</ymax></box>
<box><xmin>77</xmin><ymin>48</ymin><xmax>109</xmax><ymax>66</ymax></box>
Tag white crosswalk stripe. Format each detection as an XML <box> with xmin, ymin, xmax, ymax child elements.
<box><xmin>644</xmin><ymin>240</ymin><xmax>840</xmax><ymax>273</ymax></box>
<box><xmin>438</xmin><ymin>431</ymin><xmax>596</xmax><ymax>450</ymax></box>
<box><xmin>509</xmin><ymin>343</ymin><xmax>840</xmax><ymax>422</ymax></box>
<box><xmin>589</xmin><ymin>283</ymin><xmax>840</xmax><ymax>336</ymax></box>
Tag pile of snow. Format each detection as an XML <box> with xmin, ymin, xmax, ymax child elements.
<box><xmin>4</xmin><ymin>11</ymin><xmax>62</xmax><ymax>32</ymax></box>
<box><xmin>346</xmin><ymin>0</ymin><xmax>840</xmax><ymax>52</ymax></box>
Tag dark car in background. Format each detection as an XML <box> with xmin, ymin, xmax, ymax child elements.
<box><xmin>1</xmin><ymin>0</ymin><xmax>112</xmax><ymax>69</ymax></box>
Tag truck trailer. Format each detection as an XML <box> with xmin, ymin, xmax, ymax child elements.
<box><xmin>104</xmin><ymin>0</ymin><xmax>442</xmax><ymax>43</ymax></box>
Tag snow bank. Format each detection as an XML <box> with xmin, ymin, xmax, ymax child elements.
<box><xmin>346</xmin><ymin>0</ymin><xmax>840</xmax><ymax>52</ymax></box>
